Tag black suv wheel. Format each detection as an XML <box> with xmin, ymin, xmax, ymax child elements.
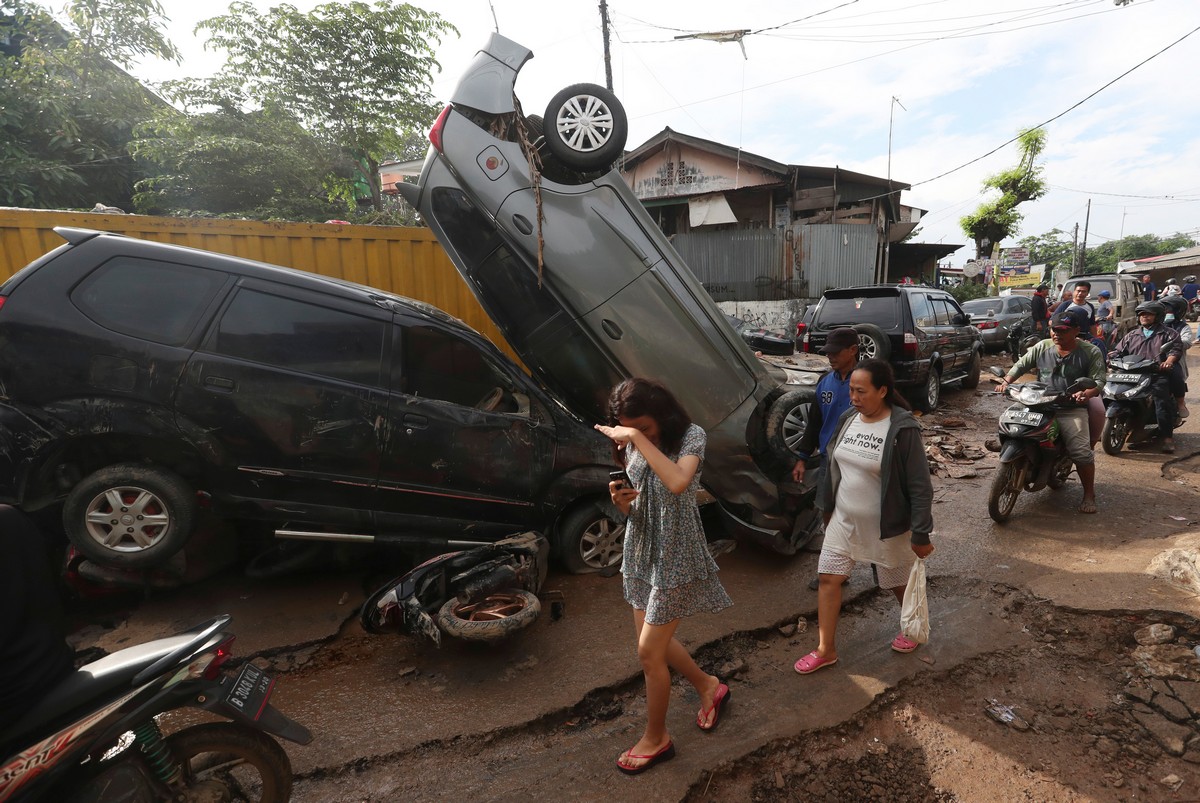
<box><xmin>62</xmin><ymin>463</ymin><xmax>196</xmax><ymax>568</ymax></box>
<box><xmin>557</xmin><ymin>503</ymin><xmax>625</xmax><ymax>573</ymax></box>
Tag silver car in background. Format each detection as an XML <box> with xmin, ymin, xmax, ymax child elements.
<box><xmin>962</xmin><ymin>295</ymin><xmax>1032</xmax><ymax>352</ymax></box>
<box><xmin>398</xmin><ymin>33</ymin><xmax>821</xmax><ymax>564</ymax></box>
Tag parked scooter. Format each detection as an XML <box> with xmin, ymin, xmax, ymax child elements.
<box><xmin>986</xmin><ymin>366</ymin><xmax>1097</xmax><ymax>523</ymax></box>
<box><xmin>0</xmin><ymin>615</ymin><xmax>311</xmax><ymax>802</ymax></box>
<box><xmin>360</xmin><ymin>531</ymin><xmax>551</xmax><ymax>646</ymax></box>
<box><xmin>1100</xmin><ymin>347</ymin><xmax>1173</xmax><ymax>455</ymax></box>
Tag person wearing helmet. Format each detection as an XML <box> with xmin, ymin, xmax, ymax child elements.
<box><xmin>1182</xmin><ymin>275</ymin><xmax>1199</xmax><ymax>303</ymax></box>
<box><xmin>1161</xmin><ymin>295</ymin><xmax>1193</xmax><ymax>420</ymax></box>
<box><xmin>1111</xmin><ymin>301</ymin><xmax>1184</xmax><ymax>453</ymax></box>
<box><xmin>1163</xmin><ymin>278</ymin><xmax>1183</xmax><ymax>297</ymax></box>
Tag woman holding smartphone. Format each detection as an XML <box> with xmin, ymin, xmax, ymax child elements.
<box><xmin>595</xmin><ymin>377</ymin><xmax>733</xmax><ymax>775</ymax></box>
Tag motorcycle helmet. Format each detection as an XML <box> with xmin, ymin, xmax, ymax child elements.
<box><xmin>1135</xmin><ymin>300</ymin><xmax>1166</xmax><ymax>325</ymax></box>
<box><xmin>1161</xmin><ymin>295</ymin><xmax>1188</xmax><ymax>319</ymax></box>
<box><xmin>1186</xmin><ymin>275</ymin><xmax>1197</xmax><ymax>283</ymax></box>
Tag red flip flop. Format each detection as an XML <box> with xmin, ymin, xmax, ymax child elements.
<box><xmin>697</xmin><ymin>682</ymin><xmax>731</xmax><ymax>731</ymax></box>
<box><xmin>794</xmin><ymin>650</ymin><xmax>838</xmax><ymax>674</ymax></box>
<box><xmin>617</xmin><ymin>740</ymin><xmax>676</xmax><ymax>775</ymax></box>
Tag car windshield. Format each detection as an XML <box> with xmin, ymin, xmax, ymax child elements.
<box><xmin>962</xmin><ymin>299</ymin><xmax>1003</xmax><ymax>315</ymax></box>
<box><xmin>817</xmin><ymin>295</ymin><xmax>899</xmax><ymax>328</ymax></box>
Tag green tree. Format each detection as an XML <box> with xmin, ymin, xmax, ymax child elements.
<box><xmin>131</xmin><ymin>78</ymin><xmax>354</xmax><ymax>220</ymax></box>
<box><xmin>1017</xmin><ymin>228</ymin><xmax>1074</xmax><ymax>274</ymax></box>
<box><xmin>0</xmin><ymin>0</ymin><xmax>178</xmax><ymax>207</ymax></box>
<box><xmin>1081</xmin><ymin>232</ymin><xmax>1197</xmax><ymax>274</ymax></box>
<box><xmin>960</xmin><ymin>128</ymin><xmax>1048</xmax><ymax>259</ymax></box>
<box><xmin>194</xmin><ymin>1</ymin><xmax>455</xmax><ymax>211</ymax></box>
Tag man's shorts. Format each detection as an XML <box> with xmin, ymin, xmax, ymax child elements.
<box><xmin>1057</xmin><ymin>407</ymin><xmax>1092</xmax><ymax>464</ymax></box>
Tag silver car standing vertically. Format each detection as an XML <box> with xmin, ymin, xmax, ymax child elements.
<box><xmin>398</xmin><ymin>33</ymin><xmax>821</xmax><ymax>565</ymax></box>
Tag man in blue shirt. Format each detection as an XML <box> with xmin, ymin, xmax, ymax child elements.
<box><xmin>1182</xmin><ymin>275</ymin><xmax>1199</xmax><ymax>303</ymax></box>
<box><xmin>1142</xmin><ymin>274</ymin><xmax>1157</xmax><ymax>301</ymax></box>
<box><xmin>791</xmin><ymin>327</ymin><xmax>859</xmax><ymax>485</ymax></box>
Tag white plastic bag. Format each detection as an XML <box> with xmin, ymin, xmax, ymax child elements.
<box><xmin>899</xmin><ymin>557</ymin><xmax>929</xmax><ymax>644</ymax></box>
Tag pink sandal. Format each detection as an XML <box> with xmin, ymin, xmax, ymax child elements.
<box><xmin>891</xmin><ymin>633</ymin><xmax>919</xmax><ymax>653</ymax></box>
<box><xmin>697</xmin><ymin>682</ymin><xmax>730</xmax><ymax>731</ymax></box>
<box><xmin>794</xmin><ymin>650</ymin><xmax>838</xmax><ymax>674</ymax></box>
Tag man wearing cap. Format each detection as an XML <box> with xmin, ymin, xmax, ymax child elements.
<box><xmin>791</xmin><ymin>327</ymin><xmax>859</xmax><ymax>487</ymax></box>
<box><xmin>997</xmin><ymin>310</ymin><xmax>1105</xmax><ymax>513</ymax></box>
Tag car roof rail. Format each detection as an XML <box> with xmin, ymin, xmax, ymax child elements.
<box><xmin>54</xmin><ymin>227</ymin><xmax>107</xmax><ymax>246</ymax></box>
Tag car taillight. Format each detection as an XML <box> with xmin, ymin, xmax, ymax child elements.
<box><xmin>795</xmin><ymin>321</ymin><xmax>807</xmax><ymax>338</ymax></box>
<box><xmin>0</xmin><ymin>296</ymin><xmax>7</xmax><ymax>313</ymax></box>
<box><xmin>902</xmin><ymin>332</ymin><xmax>918</xmax><ymax>358</ymax></box>
<box><xmin>977</xmin><ymin>321</ymin><xmax>999</xmax><ymax>329</ymax></box>
<box><xmin>429</xmin><ymin>105</ymin><xmax>452</xmax><ymax>153</ymax></box>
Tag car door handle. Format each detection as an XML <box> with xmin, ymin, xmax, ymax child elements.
<box><xmin>601</xmin><ymin>319</ymin><xmax>624</xmax><ymax>340</ymax></box>
<box><xmin>403</xmin><ymin>413</ymin><xmax>428</xmax><ymax>429</ymax></box>
<box><xmin>204</xmin><ymin>376</ymin><xmax>236</xmax><ymax>392</ymax></box>
<box><xmin>512</xmin><ymin>214</ymin><xmax>533</xmax><ymax>235</ymax></box>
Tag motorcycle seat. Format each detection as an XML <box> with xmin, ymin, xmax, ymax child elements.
<box><xmin>1</xmin><ymin>632</ymin><xmax>195</xmax><ymax>747</ymax></box>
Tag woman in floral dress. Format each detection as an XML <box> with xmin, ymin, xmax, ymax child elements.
<box><xmin>595</xmin><ymin>378</ymin><xmax>733</xmax><ymax>775</ymax></box>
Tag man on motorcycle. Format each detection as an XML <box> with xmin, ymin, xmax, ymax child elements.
<box><xmin>1182</xmin><ymin>275</ymin><xmax>1199</xmax><ymax>304</ymax></box>
<box><xmin>997</xmin><ymin>310</ymin><xmax>1105</xmax><ymax>513</ymax></box>
<box><xmin>1160</xmin><ymin>294</ymin><xmax>1192</xmax><ymax>421</ymax></box>
<box><xmin>1110</xmin><ymin>300</ymin><xmax>1184</xmax><ymax>453</ymax></box>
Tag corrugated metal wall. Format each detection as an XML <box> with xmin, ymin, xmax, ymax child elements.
<box><xmin>797</xmin><ymin>223</ymin><xmax>879</xmax><ymax>295</ymax></box>
<box><xmin>0</xmin><ymin>208</ymin><xmax>516</xmax><ymax>360</ymax></box>
<box><xmin>670</xmin><ymin>228</ymin><xmax>791</xmax><ymax>301</ymax></box>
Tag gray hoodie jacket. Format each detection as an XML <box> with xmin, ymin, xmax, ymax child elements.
<box><xmin>816</xmin><ymin>405</ymin><xmax>934</xmax><ymax>545</ymax></box>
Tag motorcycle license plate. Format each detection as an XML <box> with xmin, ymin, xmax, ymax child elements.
<box><xmin>224</xmin><ymin>663</ymin><xmax>275</xmax><ymax>721</ymax></box>
<box><xmin>1107</xmin><ymin>373</ymin><xmax>1142</xmax><ymax>384</ymax></box>
<box><xmin>1001</xmin><ymin>409</ymin><xmax>1043</xmax><ymax>426</ymax></box>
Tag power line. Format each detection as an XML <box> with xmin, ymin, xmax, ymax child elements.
<box><xmin>1048</xmin><ymin>183</ymin><xmax>1200</xmax><ymax>201</ymax></box>
<box><xmin>908</xmin><ymin>22</ymin><xmax>1200</xmax><ymax>191</ymax></box>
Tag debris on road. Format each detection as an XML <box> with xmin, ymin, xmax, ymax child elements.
<box><xmin>984</xmin><ymin>699</ymin><xmax>1031</xmax><ymax>731</ymax></box>
<box><xmin>1134</xmin><ymin>622</ymin><xmax>1177</xmax><ymax>645</ymax></box>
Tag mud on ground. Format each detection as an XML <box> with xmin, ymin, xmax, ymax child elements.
<box><xmin>686</xmin><ymin>591</ymin><xmax>1200</xmax><ymax>802</ymax></box>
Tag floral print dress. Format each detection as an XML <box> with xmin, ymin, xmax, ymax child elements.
<box><xmin>621</xmin><ymin>423</ymin><xmax>733</xmax><ymax>625</ymax></box>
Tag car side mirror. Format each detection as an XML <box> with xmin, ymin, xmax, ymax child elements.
<box><xmin>953</xmin><ymin>313</ymin><xmax>970</xmax><ymax>326</ymax></box>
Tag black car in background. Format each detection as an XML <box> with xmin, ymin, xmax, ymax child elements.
<box><xmin>0</xmin><ymin>229</ymin><xmax>623</xmax><ymax>572</ymax></box>
<box><xmin>800</xmin><ymin>285</ymin><xmax>983</xmax><ymax>411</ymax></box>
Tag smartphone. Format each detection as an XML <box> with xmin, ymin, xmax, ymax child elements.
<box><xmin>608</xmin><ymin>469</ymin><xmax>630</xmax><ymax>488</ymax></box>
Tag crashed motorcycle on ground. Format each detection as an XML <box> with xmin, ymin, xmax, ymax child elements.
<box><xmin>986</xmin><ymin>366</ymin><xmax>1097</xmax><ymax>523</ymax></box>
<box><xmin>0</xmin><ymin>615</ymin><xmax>311</xmax><ymax>802</ymax></box>
<box><xmin>360</xmin><ymin>531</ymin><xmax>552</xmax><ymax>646</ymax></box>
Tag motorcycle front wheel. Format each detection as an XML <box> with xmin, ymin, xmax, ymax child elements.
<box><xmin>166</xmin><ymin>722</ymin><xmax>293</xmax><ymax>802</ymax></box>
<box><xmin>1101</xmin><ymin>417</ymin><xmax>1128</xmax><ymax>456</ymax></box>
<box><xmin>988</xmin><ymin>460</ymin><xmax>1023</xmax><ymax>523</ymax></box>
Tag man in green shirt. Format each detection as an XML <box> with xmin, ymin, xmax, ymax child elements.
<box><xmin>996</xmin><ymin>310</ymin><xmax>1105</xmax><ymax>513</ymax></box>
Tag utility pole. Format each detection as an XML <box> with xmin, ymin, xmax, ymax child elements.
<box><xmin>598</xmin><ymin>0</ymin><xmax>613</xmax><ymax>91</ymax></box>
<box><xmin>887</xmin><ymin>96</ymin><xmax>905</xmax><ymax>186</ymax></box>
<box><xmin>1078</xmin><ymin>198</ymin><xmax>1091</xmax><ymax>275</ymax></box>
<box><xmin>1071</xmin><ymin>223</ymin><xmax>1079</xmax><ymax>275</ymax></box>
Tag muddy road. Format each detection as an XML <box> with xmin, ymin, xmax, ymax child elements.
<box><xmin>70</xmin><ymin>350</ymin><xmax>1200</xmax><ymax>801</ymax></box>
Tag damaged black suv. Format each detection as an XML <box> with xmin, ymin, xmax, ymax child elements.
<box><xmin>0</xmin><ymin>229</ymin><xmax>622</xmax><ymax>572</ymax></box>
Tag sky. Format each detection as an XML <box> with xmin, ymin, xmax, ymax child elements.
<box><xmin>131</xmin><ymin>0</ymin><xmax>1200</xmax><ymax>266</ymax></box>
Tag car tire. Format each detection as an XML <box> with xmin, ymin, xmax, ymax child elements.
<box><xmin>911</xmin><ymin>367</ymin><xmax>940</xmax><ymax>413</ymax></box>
<box><xmin>63</xmin><ymin>463</ymin><xmax>196</xmax><ymax>569</ymax></box>
<box><xmin>962</xmin><ymin>350</ymin><xmax>981</xmax><ymax>389</ymax></box>
<box><xmin>543</xmin><ymin>83</ymin><xmax>628</xmax><ymax>171</ymax></box>
<box><xmin>851</xmin><ymin>324</ymin><xmax>891</xmax><ymax>361</ymax></box>
<box><xmin>436</xmin><ymin>589</ymin><xmax>541</xmax><ymax>643</ymax></box>
<box><xmin>556</xmin><ymin>502</ymin><xmax>624</xmax><ymax>574</ymax></box>
<box><xmin>765</xmin><ymin>389</ymin><xmax>816</xmax><ymax>461</ymax></box>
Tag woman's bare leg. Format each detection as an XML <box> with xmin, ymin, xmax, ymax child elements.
<box><xmin>619</xmin><ymin>611</ymin><xmax>679</xmax><ymax>769</ymax></box>
<box><xmin>815</xmin><ymin>573</ymin><xmax>849</xmax><ymax>660</ymax></box>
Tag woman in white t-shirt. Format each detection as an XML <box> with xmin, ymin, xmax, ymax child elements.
<box><xmin>795</xmin><ymin>359</ymin><xmax>936</xmax><ymax>674</ymax></box>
